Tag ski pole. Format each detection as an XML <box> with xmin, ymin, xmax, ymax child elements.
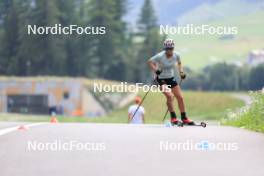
<box><xmin>162</xmin><ymin>79</ymin><xmax>183</xmax><ymax>122</ymax></box>
<box><xmin>129</xmin><ymin>79</ymin><xmax>156</xmax><ymax>123</ymax></box>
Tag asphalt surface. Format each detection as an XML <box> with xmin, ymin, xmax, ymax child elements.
<box><xmin>0</xmin><ymin>122</ymin><xmax>264</xmax><ymax>176</ymax></box>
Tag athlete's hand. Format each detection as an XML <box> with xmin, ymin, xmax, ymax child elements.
<box><xmin>155</xmin><ymin>70</ymin><xmax>162</xmax><ymax>75</ymax></box>
<box><xmin>180</xmin><ymin>71</ymin><xmax>186</xmax><ymax>80</ymax></box>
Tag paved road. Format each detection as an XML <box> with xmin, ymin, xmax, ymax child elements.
<box><xmin>0</xmin><ymin>122</ymin><xmax>28</xmax><ymax>130</ymax></box>
<box><xmin>232</xmin><ymin>93</ymin><xmax>252</xmax><ymax>106</ymax></box>
<box><xmin>0</xmin><ymin>122</ymin><xmax>264</xmax><ymax>176</ymax></box>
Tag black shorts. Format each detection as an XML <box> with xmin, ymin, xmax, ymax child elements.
<box><xmin>156</xmin><ymin>77</ymin><xmax>178</xmax><ymax>88</ymax></box>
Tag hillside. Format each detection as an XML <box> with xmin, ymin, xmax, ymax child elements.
<box><xmin>171</xmin><ymin>11</ymin><xmax>264</xmax><ymax>70</ymax></box>
<box><xmin>177</xmin><ymin>0</ymin><xmax>264</xmax><ymax>24</ymax></box>
<box><xmin>125</xmin><ymin>0</ymin><xmax>263</xmax><ymax>25</ymax></box>
<box><xmin>125</xmin><ymin>0</ymin><xmax>264</xmax><ymax>70</ymax></box>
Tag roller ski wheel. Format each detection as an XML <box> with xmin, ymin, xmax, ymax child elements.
<box><xmin>200</xmin><ymin>122</ymin><xmax>207</xmax><ymax>128</ymax></box>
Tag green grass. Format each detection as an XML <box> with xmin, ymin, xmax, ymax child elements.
<box><xmin>0</xmin><ymin>91</ymin><xmax>244</xmax><ymax>124</ymax></box>
<box><xmin>102</xmin><ymin>91</ymin><xmax>244</xmax><ymax>123</ymax></box>
<box><xmin>222</xmin><ymin>92</ymin><xmax>264</xmax><ymax>133</ymax></box>
<box><xmin>170</xmin><ymin>11</ymin><xmax>264</xmax><ymax>70</ymax></box>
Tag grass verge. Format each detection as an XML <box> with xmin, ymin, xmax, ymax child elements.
<box><xmin>102</xmin><ymin>91</ymin><xmax>244</xmax><ymax>123</ymax></box>
<box><xmin>221</xmin><ymin>92</ymin><xmax>264</xmax><ymax>132</ymax></box>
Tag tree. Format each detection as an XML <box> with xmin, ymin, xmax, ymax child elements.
<box><xmin>135</xmin><ymin>0</ymin><xmax>163</xmax><ymax>82</ymax></box>
<box><xmin>107</xmin><ymin>0</ymin><xmax>129</xmax><ymax>80</ymax></box>
<box><xmin>57</xmin><ymin>0</ymin><xmax>82</xmax><ymax>76</ymax></box>
<box><xmin>0</xmin><ymin>0</ymin><xmax>151</xmax><ymax>81</ymax></box>
<box><xmin>249</xmin><ymin>64</ymin><xmax>264</xmax><ymax>90</ymax></box>
<box><xmin>29</xmin><ymin>0</ymin><xmax>66</xmax><ymax>75</ymax></box>
<box><xmin>205</xmin><ymin>63</ymin><xmax>237</xmax><ymax>91</ymax></box>
<box><xmin>87</xmin><ymin>0</ymin><xmax>128</xmax><ymax>80</ymax></box>
<box><xmin>0</xmin><ymin>0</ymin><xmax>21</xmax><ymax>75</ymax></box>
<box><xmin>137</xmin><ymin>0</ymin><xmax>157</xmax><ymax>33</ymax></box>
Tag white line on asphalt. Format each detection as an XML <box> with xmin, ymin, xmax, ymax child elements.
<box><xmin>0</xmin><ymin>122</ymin><xmax>47</xmax><ymax>136</ymax></box>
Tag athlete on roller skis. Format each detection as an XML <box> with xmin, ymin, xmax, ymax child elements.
<box><xmin>147</xmin><ymin>39</ymin><xmax>195</xmax><ymax>126</ymax></box>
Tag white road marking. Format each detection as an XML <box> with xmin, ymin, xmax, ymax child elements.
<box><xmin>0</xmin><ymin>122</ymin><xmax>47</xmax><ymax>136</ymax></box>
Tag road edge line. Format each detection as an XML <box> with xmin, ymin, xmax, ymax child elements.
<box><xmin>0</xmin><ymin>122</ymin><xmax>47</xmax><ymax>136</ymax></box>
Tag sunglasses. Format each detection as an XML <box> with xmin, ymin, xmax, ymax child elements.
<box><xmin>165</xmin><ymin>48</ymin><xmax>174</xmax><ymax>51</ymax></box>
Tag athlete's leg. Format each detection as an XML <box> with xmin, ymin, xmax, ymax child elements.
<box><xmin>171</xmin><ymin>85</ymin><xmax>194</xmax><ymax>124</ymax></box>
<box><xmin>160</xmin><ymin>84</ymin><xmax>179</xmax><ymax>121</ymax></box>
<box><xmin>160</xmin><ymin>84</ymin><xmax>174</xmax><ymax>112</ymax></box>
<box><xmin>171</xmin><ymin>85</ymin><xmax>185</xmax><ymax>113</ymax></box>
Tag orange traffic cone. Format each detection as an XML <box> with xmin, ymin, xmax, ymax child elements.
<box><xmin>50</xmin><ymin>111</ymin><xmax>58</xmax><ymax>123</ymax></box>
<box><xmin>50</xmin><ymin>116</ymin><xmax>58</xmax><ymax>123</ymax></box>
<box><xmin>17</xmin><ymin>125</ymin><xmax>28</xmax><ymax>131</ymax></box>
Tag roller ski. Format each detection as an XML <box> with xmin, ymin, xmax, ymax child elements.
<box><xmin>178</xmin><ymin>120</ymin><xmax>207</xmax><ymax>128</ymax></box>
<box><xmin>169</xmin><ymin>118</ymin><xmax>207</xmax><ymax>128</ymax></box>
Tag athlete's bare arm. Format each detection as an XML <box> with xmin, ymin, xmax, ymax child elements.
<box><xmin>147</xmin><ymin>60</ymin><xmax>158</xmax><ymax>73</ymax></box>
<box><xmin>128</xmin><ymin>114</ymin><xmax>132</xmax><ymax>123</ymax></box>
<box><xmin>177</xmin><ymin>60</ymin><xmax>183</xmax><ymax>74</ymax></box>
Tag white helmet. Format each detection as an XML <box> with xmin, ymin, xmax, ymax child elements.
<box><xmin>163</xmin><ymin>39</ymin><xmax>175</xmax><ymax>49</ymax></box>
